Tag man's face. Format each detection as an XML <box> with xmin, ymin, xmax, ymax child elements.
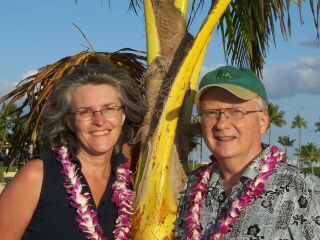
<box><xmin>198</xmin><ymin>87</ymin><xmax>269</xmax><ymax>162</ymax></box>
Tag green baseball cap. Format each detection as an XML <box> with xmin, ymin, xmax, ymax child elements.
<box><xmin>194</xmin><ymin>66</ymin><xmax>268</xmax><ymax>104</ymax></box>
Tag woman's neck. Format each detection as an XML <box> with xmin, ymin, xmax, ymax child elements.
<box><xmin>76</xmin><ymin>150</ymin><xmax>113</xmax><ymax>178</ymax></box>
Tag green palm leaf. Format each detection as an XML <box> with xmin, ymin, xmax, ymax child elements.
<box><xmin>218</xmin><ymin>0</ymin><xmax>319</xmax><ymax>75</ymax></box>
<box><xmin>267</xmin><ymin>103</ymin><xmax>286</xmax><ymax>145</ymax></box>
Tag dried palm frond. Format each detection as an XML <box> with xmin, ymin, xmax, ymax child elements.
<box><xmin>0</xmin><ymin>49</ymin><xmax>146</xmax><ymax>166</ymax></box>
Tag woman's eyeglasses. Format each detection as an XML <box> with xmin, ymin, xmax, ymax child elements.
<box><xmin>69</xmin><ymin>105</ymin><xmax>124</xmax><ymax>121</ymax></box>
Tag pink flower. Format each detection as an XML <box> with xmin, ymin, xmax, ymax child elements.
<box><xmin>55</xmin><ymin>147</ymin><xmax>134</xmax><ymax>240</ymax></box>
<box><xmin>111</xmin><ymin>163</ymin><xmax>133</xmax><ymax>240</ymax></box>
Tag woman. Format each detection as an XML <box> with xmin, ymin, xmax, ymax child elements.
<box><xmin>0</xmin><ymin>64</ymin><xmax>147</xmax><ymax>240</ymax></box>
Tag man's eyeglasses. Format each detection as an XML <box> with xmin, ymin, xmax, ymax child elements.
<box><xmin>198</xmin><ymin>107</ymin><xmax>263</xmax><ymax>125</ymax></box>
<box><xmin>69</xmin><ymin>105</ymin><xmax>124</xmax><ymax>121</ymax></box>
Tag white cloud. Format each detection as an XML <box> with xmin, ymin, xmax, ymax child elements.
<box><xmin>299</xmin><ymin>39</ymin><xmax>319</xmax><ymax>48</ymax></box>
<box><xmin>263</xmin><ymin>56</ymin><xmax>320</xmax><ymax>99</ymax></box>
<box><xmin>19</xmin><ymin>69</ymin><xmax>38</xmax><ymax>80</ymax></box>
<box><xmin>0</xmin><ymin>80</ymin><xmax>16</xmax><ymax>99</ymax></box>
<box><xmin>0</xmin><ymin>69</ymin><xmax>38</xmax><ymax>100</ymax></box>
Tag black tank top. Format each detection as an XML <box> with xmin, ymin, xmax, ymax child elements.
<box><xmin>22</xmin><ymin>150</ymin><xmax>128</xmax><ymax>240</ymax></box>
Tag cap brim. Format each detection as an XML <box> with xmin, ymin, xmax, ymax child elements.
<box><xmin>194</xmin><ymin>84</ymin><xmax>258</xmax><ymax>104</ymax></box>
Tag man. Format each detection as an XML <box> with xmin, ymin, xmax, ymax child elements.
<box><xmin>175</xmin><ymin>66</ymin><xmax>320</xmax><ymax>239</ymax></box>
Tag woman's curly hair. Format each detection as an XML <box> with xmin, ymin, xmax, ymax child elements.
<box><xmin>40</xmin><ymin>63</ymin><xmax>147</xmax><ymax>154</ymax></box>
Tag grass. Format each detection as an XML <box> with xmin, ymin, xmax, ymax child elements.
<box><xmin>0</xmin><ymin>166</ymin><xmax>18</xmax><ymax>173</ymax></box>
<box><xmin>0</xmin><ymin>166</ymin><xmax>18</xmax><ymax>184</ymax></box>
<box><xmin>188</xmin><ymin>162</ymin><xmax>207</xmax><ymax>171</ymax></box>
<box><xmin>303</xmin><ymin>167</ymin><xmax>320</xmax><ymax>177</ymax></box>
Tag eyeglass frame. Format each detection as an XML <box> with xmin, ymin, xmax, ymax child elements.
<box><xmin>68</xmin><ymin>105</ymin><xmax>124</xmax><ymax>121</ymax></box>
<box><xmin>197</xmin><ymin>107</ymin><xmax>263</xmax><ymax>125</ymax></box>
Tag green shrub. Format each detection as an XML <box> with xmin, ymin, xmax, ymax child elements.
<box><xmin>0</xmin><ymin>166</ymin><xmax>17</xmax><ymax>173</ymax></box>
<box><xmin>303</xmin><ymin>167</ymin><xmax>320</xmax><ymax>177</ymax></box>
<box><xmin>188</xmin><ymin>162</ymin><xmax>208</xmax><ymax>171</ymax></box>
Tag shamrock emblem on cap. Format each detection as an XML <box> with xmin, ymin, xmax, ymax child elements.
<box><xmin>215</xmin><ymin>69</ymin><xmax>232</xmax><ymax>79</ymax></box>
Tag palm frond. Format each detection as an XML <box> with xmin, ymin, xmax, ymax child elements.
<box><xmin>218</xmin><ymin>0</ymin><xmax>319</xmax><ymax>76</ymax></box>
<box><xmin>128</xmin><ymin>0</ymin><xmax>143</xmax><ymax>15</ymax></box>
<box><xmin>187</xmin><ymin>0</ymin><xmax>205</xmax><ymax>28</ymax></box>
<box><xmin>0</xmin><ymin>50</ymin><xmax>146</xmax><ymax>165</ymax></box>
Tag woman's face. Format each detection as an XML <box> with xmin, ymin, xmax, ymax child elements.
<box><xmin>67</xmin><ymin>84</ymin><xmax>125</xmax><ymax>157</ymax></box>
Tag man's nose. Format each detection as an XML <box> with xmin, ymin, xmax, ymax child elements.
<box><xmin>215</xmin><ymin>111</ymin><xmax>231</xmax><ymax>128</ymax></box>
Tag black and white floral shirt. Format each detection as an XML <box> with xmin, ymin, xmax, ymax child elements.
<box><xmin>175</xmin><ymin>146</ymin><xmax>320</xmax><ymax>240</ymax></box>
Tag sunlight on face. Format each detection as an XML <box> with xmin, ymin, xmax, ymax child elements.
<box><xmin>67</xmin><ymin>84</ymin><xmax>125</xmax><ymax>157</ymax></box>
<box><xmin>199</xmin><ymin>87</ymin><xmax>269</xmax><ymax>162</ymax></box>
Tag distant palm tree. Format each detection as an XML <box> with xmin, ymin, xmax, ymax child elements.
<box><xmin>292</xmin><ymin>114</ymin><xmax>308</xmax><ymax>168</ymax></box>
<box><xmin>299</xmin><ymin>142</ymin><xmax>320</xmax><ymax>174</ymax></box>
<box><xmin>277</xmin><ymin>135</ymin><xmax>295</xmax><ymax>160</ymax></box>
<box><xmin>0</xmin><ymin>103</ymin><xmax>18</xmax><ymax>147</ymax></box>
<box><xmin>268</xmin><ymin>103</ymin><xmax>286</xmax><ymax>145</ymax></box>
<box><xmin>315</xmin><ymin>117</ymin><xmax>320</xmax><ymax>133</ymax></box>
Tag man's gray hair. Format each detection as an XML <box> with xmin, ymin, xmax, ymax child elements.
<box><xmin>254</xmin><ymin>96</ymin><xmax>268</xmax><ymax>111</ymax></box>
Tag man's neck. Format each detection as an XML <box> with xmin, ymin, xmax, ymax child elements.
<box><xmin>216</xmin><ymin>148</ymin><xmax>263</xmax><ymax>196</ymax></box>
<box><xmin>218</xmin><ymin>159</ymin><xmax>249</xmax><ymax>196</ymax></box>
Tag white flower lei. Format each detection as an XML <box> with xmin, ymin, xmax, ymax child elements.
<box><xmin>55</xmin><ymin>146</ymin><xmax>133</xmax><ymax>240</ymax></box>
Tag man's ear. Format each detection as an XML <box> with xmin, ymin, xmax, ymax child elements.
<box><xmin>260</xmin><ymin>110</ymin><xmax>270</xmax><ymax>134</ymax></box>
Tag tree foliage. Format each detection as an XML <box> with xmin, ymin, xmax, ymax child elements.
<box><xmin>292</xmin><ymin>114</ymin><xmax>308</xmax><ymax>167</ymax></box>
<box><xmin>277</xmin><ymin>135</ymin><xmax>295</xmax><ymax>158</ymax></box>
<box><xmin>299</xmin><ymin>142</ymin><xmax>320</xmax><ymax>174</ymax></box>
<box><xmin>268</xmin><ymin>103</ymin><xmax>286</xmax><ymax>145</ymax></box>
<box><xmin>315</xmin><ymin>117</ymin><xmax>320</xmax><ymax>133</ymax></box>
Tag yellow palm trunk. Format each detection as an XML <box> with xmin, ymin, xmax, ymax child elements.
<box><xmin>132</xmin><ymin>1</ymin><xmax>232</xmax><ymax>239</ymax></box>
<box><xmin>174</xmin><ymin>0</ymin><xmax>188</xmax><ymax>17</ymax></box>
<box><xmin>144</xmin><ymin>0</ymin><xmax>161</xmax><ymax>64</ymax></box>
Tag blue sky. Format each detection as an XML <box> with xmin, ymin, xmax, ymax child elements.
<box><xmin>0</xmin><ymin>1</ymin><xmax>319</xmax><ymax>162</ymax></box>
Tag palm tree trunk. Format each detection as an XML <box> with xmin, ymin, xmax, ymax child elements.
<box><xmin>297</xmin><ymin>128</ymin><xmax>301</xmax><ymax>168</ymax></box>
<box><xmin>284</xmin><ymin>146</ymin><xmax>288</xmax><ymax>160</ymax></box>
<box><xmin>268</xmin><ymin>127</ymin><xmax>272</xmax><ymax>146</ymax></box>
<box><xmin>132</xmin><ymin>1</ymin><xmax>232</xmax><ymax>238</ymax></box>
<box><xmin>192</xmin><ymin>148</ymin><xmax>195</xmax><ymax>170</ymax></box>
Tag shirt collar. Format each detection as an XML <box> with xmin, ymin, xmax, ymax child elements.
<box><xmin>240</xmin><ymin>145</ymin><xmax>270</xmax><ymax>180</ymax></box>
<box><xmin>209</xmin><ymin>144</ymin><xmax>270</xmax><ymax>181</ymax></box>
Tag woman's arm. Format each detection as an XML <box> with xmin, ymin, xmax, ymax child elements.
<box><xmin>0</xmin><ymin>159</ymin><xmax>43</xmax><ymax>239</ymax></box>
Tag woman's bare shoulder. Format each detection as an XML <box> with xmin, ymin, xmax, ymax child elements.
<box><xmin>0</xmin><ymin>159</ymin><xmax>44</xmax><ymax>238</ymax></box>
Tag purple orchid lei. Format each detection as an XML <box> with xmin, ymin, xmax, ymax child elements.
<box><xmin>55</xmin><ymin>146</ymin><xmax>133</xmax><ymax>240</ymax></box>
<box><xmin>184</xmin><ymin>145</ymin><xmax>284</xmax><ymax>240</ymax></box>
<box><xmin>111</xmin><ymin>162</ymin><xmax>133</xmax><ymax>239</ymax></box>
